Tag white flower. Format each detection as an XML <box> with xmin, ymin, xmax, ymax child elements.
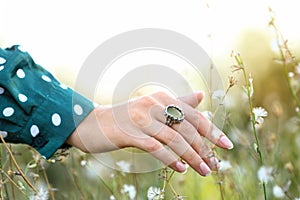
<box><xmin>110</xmin><ymin>173</ymin><xmax>115</xmax><ymax>178</ymax></box>
<box><xmin>252</xmin><ymin>107</ymin><xmax>268</xmax><ymax>125</ymax></box>
<box><xmin>212</xmin><ymin>90</ymin><xmax>225</xmax><ymax>100</ymax></box>
<box><xmin>219</xmin><ymin>160</ymin><xmax>232</xmax><ymax>172</ymax></box>
<box><xmin>257</xmin><ymin>166</ymin><xmax>273</xmax><ymax>183</ymax></box>
<box><xmin>121</xmin><ymin>184</ymin><xmax>136</xmax><ymax>200</ymax></box>
<box><xmin>116</xmin><ymin>160</ymin><xmax>131</xmax><ymax>174</ymax></box>
<box><xmin>109</xmin><ymin>195</ymin><xmax>116</xmax><ymax>200</ymax></box>
<box><xmin>80</xmin><ymin>160</ymin><xmax>87</xmax><ymax>167</ymax></box>
<box><xmin>288</xmin><ymin>72</ymin><xmax>295</xmax><ymax>78</ymax></box>
<box><xmin>273</xmin><ymin>185</ymin><xmax>285</xmax><ymax>198</ymax></box>
<box><xmin>294</xmin><ymin>197</ymin><xmax>300</xmax><ymax>200</ymax></box>
<box><xmin>147</xmin><ymin>186</ymin><xmax>164</xmax><ymax>200</ymax></box>
<box><xmin>29</xmin><ymin>183</ymin><xmax>49</xmax><ymax>200</ymax></box>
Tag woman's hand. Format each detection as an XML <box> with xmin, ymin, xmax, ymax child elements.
<box><xmin>66</xmin><ymin>91</ymin><xmax>233</xmax><ymax>176</ymax></box>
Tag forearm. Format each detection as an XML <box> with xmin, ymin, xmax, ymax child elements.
<box><xmin>0</xmin><ymin>45</ymin><xmax>94</xmax><ymax>158</ymax></box>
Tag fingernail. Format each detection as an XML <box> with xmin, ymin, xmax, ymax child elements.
<box><xmin>195</xmin><ymin>90</ymin><xmax>205</xmax><ymax>96</ymax></box>
<box><xmin>209</xmin><ymin>157</ymin><xmax>219</xmax><ymax>166</ymax></box>
<box><xmin>176</xmin><ymin>161</ymin><xmax>186</xmax><ymax>172</ymax></box>
<box><xmin>200</xmin><ymin>162</ymin><xmax>211</xmax><ymax>176</ymax></box>
<box><xmin>210</xmin><ymin>157</ymin><xmax>221</xmax><ymax>169</ymax></box>
<box><xmin>220</xmin><ymin>136</ymin><xmax>234</xmax><ymax>149</ymax></box>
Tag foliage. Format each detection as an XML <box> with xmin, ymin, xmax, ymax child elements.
<box><xmin>0</xmin><ymin>8</ymin><xmax>300</xmax><ymax>200</ymax></box>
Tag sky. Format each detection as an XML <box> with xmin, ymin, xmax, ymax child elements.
<box><xmin>1</xmin><ymin>0</ymin><xmax>300</xmax><ymax>102</ymax></box>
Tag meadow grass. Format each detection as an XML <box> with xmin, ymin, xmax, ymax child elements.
<box><xmin>0</xmin><ymin>9</ymin><xmax>300</xmax><ymax>200</ymax></box>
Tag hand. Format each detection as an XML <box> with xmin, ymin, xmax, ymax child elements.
<box><xmin>66</xmin><ymin>91</ymin><xmax>233</xmax><ymax>176</ymax></box>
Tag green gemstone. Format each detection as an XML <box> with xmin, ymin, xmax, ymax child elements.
<box><xmin>167</xmin><ymin>106</ymin><xmax>183</xmax><ymax>119</ymax></box>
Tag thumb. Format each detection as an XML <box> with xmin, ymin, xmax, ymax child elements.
<box><xmin>178</xmin><ymin>91</ymin><xmax>205</xmax><ymax>108</ymax></box>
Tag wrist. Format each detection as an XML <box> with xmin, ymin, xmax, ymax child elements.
<box><xmin>66</xmin><ymin>105</ymin><xmax>115</xmax><ymax>153</ymax></box>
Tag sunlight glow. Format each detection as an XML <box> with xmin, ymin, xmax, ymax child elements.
<box><xmin>1</xmin><ymin>0</ymin><xmax>300</xmax><ymax>99</ymax></box>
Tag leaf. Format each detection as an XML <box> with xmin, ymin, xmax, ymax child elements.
<box><xmin>242</xmin><ymin>85</ymin><xmax>248</xmax><ymax>96</ymax></box>
<box><xmin>249</xmin><ymin>82</ymin><xmax>254</xmax><ymax>98</ymax></box>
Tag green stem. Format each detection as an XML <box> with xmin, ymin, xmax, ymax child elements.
<box><xmin>0</xmin><ymin>167</ymin><xmax>26</xmax><ymax>195</ymax></box>
<box><xmin>271</xmin><ymin>21</ymin><xmax>300</xmax><ymax>115</ymax></box>
<box><xmin>70</xmin><ymin>154</ymin><xmax>86</xmax><ymax>200</ymax></box>
<box><xmin>97</xmin><ymin>174</ymin><xmax>114</xmax><ymax>196</ymax></box>
<box><xmin>165</xmin><ymin>170</ymin><xmax>179</xmax><ymax>198</ymax></box>
<box><xmin>40</xmin><ymin>160</ymin><xmax>55</xmax><ymax>200</ymax></box>
<box><xmin>0</xmin><ymin>145</ymin><xmax>9</xmax><ymax>199</ymax></box>
<box><xmin>216</xmin><ymin>170</ymin><xmax>225</xmax><ymax>200</ymax></box>
<box><xmin>0</xmin><ymin>137</ymin><xmax>37</xmax><ymax>194</ymax></box>
<box><xmin>281</xmin><ymin>48</ymin><xmax>300</xmax><ymax>115</ymax></box>
<box><xmin>161</xmin><ymin>168</ymin><xmax>179</xmax><ymax>199</ymax></box>
<box><xmin>234</xmin><ymin>54</ymin><xmax>267</xmax><ymax>200</ymax></box>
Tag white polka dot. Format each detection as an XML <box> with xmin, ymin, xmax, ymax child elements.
<box><xmin>74</xmin><ymin>104</ymin><xmax>83</xmax><ymax>115</ymax></box>
<box><xmin>0</xmin><ymin>130</ymin><xmax>8</xmax><ymax>138</ymax></box>
<box><xmin>0</xmin><ymin>66</ymin><xmax>4</xmax><ymax>71</ymax></box>
<box><xmin>41</xmin><ymin>75</ymin><xmax>51</xmax><ymax>82</ymax></box>
<box><xmin>0</xmin><ymin>87</ymin><xmax>4</xmax><ymax>94</ymax></box>
<box><xmin>60</xmin><ymin>84</ymin><xmax>68</xmax><ymax>90</ymax></box>
<box><xmin>52</xmin><ymin>113</ymin><xmax>61</xmax><ymax>126</ymax></box>
<box><xmin>0</xmin><ymin>57</ymin><xmax>6</xmax><ymax>65</ymax></box>
<box><xmin>3</xmin><ymin>107</ymin><xmax>14</xmax><ymax>117</ymax></box>
<box><xmin>16</xmin><ymin>69</ymin><xmax>25</xmax><ymax>78</ymax></box>
<box><xmin>18</xmin><ymin>94</ymin><xmax>28</xmax><ymax>102</ymax></box>
<box><xmin>30</xmin><ymin>125</ymin><xmax>39</xmax><ymax>137</ymax></box>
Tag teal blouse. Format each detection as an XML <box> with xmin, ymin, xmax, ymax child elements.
<box><xmin>0</xmin><ymin>45</ymin><xmax>94</xmax><ymax>159</ymax></box>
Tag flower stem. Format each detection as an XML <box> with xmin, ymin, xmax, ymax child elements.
<box><xmin>269</xmin><ymin>13</ymin><xmax>300</xmax><ymax>116</ymax></box>
<box><xmin>161</xmin><ymin>167</ymin><xmax>180</xmax><ymax>198</ymax></box>
<box><xmin>40</xmin><ymin>160</ymin><xmax>55</xmax><ymax>200</ymax></box>
<box><xmin>233</xmin><ymin>53</ymin><xmax>267</xmax><ymax>200</ymax></box>
<box><xmin>0</xmin><ymin>136</ymin><xmax>37</xmax><ymax>193</ymax></box>
<box><xmin>0</xmin><ymin>167</ymin><xmax>26</xmax><ymax>195</ymax></box>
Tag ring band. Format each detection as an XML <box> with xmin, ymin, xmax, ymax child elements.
<box><xmin>164</xmin><ymin>105</ymin><xmax>185</xmax><ymax>126</ymax></box>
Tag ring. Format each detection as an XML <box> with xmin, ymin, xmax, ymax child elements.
<box><xmin>164</xmin><ymin>105</ymin><xmax>185</xmax><ymax>126</ymax></box>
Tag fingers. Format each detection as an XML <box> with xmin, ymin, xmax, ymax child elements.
<box><xmin>153</xmin><ymin>114</ymin><xmax>220</xmax><ymax>171</ymax></box>
<box><xmin>177</xmin><ymin>91</ymin><xmax>204</xmax><ymax>108</ymax></box>
<box><xmin>143</xmin><ymin>121</ymin><xmax>214</xmax><ymax>176</ymax></box>
<box><xmin>179</xmin><ymin>92</ymin><xmax>234</xmax><ymax>149</ymax></box>
<box><xmin>152</xmin><ymin>91</ymin><xmax>234</xmax><ymax>150</ymax></box>
<box><xmin>181</xmin><ymin>104</ymin><xmax>234</xmax><ymax>149</ymax></box>
<box><xmin>133</xmin><ymin>136</ymin><xmax>187</xmax><ymax>173</ymax></box>
<box><xmin>131</xmin><ymin>91</ymin><xmax>231</xmax><ymax>176</ymax></box>
<box><xmin>136</xmin><ymin>134</ymin><xmax>211</xmax><ymax>176</ymax></box>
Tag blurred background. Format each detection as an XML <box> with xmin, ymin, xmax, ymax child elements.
<box><xmin>1</xmin><ymin>0</ymin><xmax>300</xmax><ymax>199</ymax></box>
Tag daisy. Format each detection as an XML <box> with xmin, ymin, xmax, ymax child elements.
<box><xmin>252</xmin><ymin>107</ymin><xmax>268</xmax><ymax>125</ymax></box>
<box><xmin>147</xmin><ymin>186</ymin><xmax>164</xmax><ymax>200</ymax></box>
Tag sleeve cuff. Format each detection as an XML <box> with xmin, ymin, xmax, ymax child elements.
<box><xmin>20</xmin><ymin>85</ymin><xmax>94</xmax><ymax>159</ymax></box>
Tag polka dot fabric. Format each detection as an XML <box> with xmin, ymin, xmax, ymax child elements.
<box><xmin>0</xmin><ymin>45</ymin><xmax>94</xmax><ymax>158</ymax></box>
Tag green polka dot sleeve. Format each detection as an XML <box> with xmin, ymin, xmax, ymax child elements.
<box><xmin>0</xmin><ymin>45</ymin><xmax>94</xmax><ymax>159</ymax></box>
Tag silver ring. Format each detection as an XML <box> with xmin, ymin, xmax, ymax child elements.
<box><xmin>164</xmin><ymin>105</ymin><xmax>185</xmax><ymax>126</ymax></box>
